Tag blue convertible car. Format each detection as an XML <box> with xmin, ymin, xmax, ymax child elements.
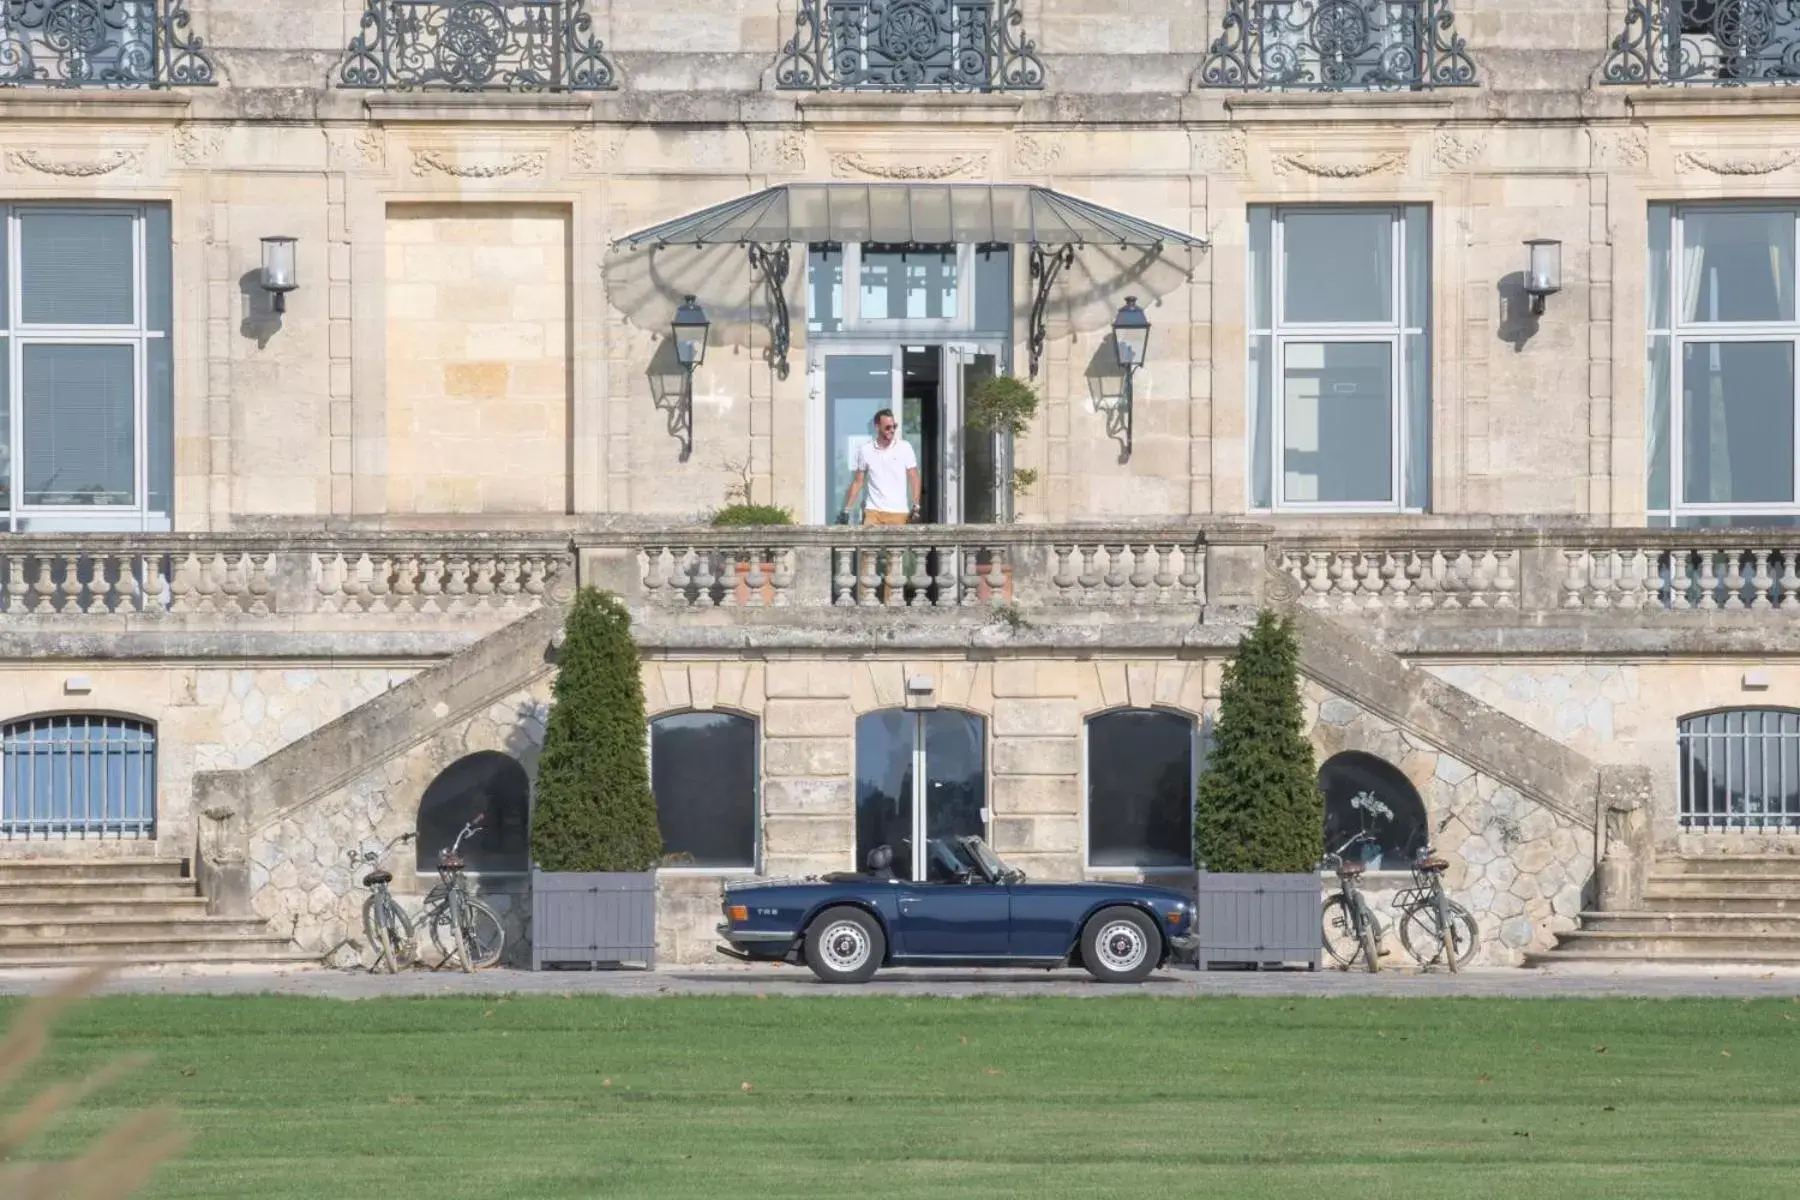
<box><xmin>718</xmin><ymin>836</ymin><xmax>1198</xmax><ymax>984</ymax></box>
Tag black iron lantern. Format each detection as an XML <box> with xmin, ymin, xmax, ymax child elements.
<box><xmin>1112</xmin><ymin>295</ymin><xmax>1151</xmax><ymax>370</ymax></box>
<box><xmin>672</xmin><ymin>294</ymin><xmax>710</xmax><ymax>368</ymax></box>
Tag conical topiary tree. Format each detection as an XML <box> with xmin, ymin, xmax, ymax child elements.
<box><xmin>530</xmin><ymin>587</ymin><xmax>663</xmax><ymax>873</ymax></box>
<box><xmin>1194</xmin><ymin>610</ymin><xmax>1322</xmax><ymax>873</ymax></box>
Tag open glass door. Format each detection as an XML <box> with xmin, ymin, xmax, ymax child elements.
<box><xmin>855</xmin><ymin>709</ymin><xmax>988</xmax><ymax>882</ymax></box>
<box><xmin>815</xmin><ymin>346</ymin><xmax>907</xmax><ymax>523</ymax></box>
<box><xmin>944</xmin><ymin>344</ymin><xmax>1006</xmax><ymax>524</ymax></box>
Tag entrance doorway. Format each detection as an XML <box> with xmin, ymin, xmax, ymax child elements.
<box><xmin>855</xmin><ymin>709</ymin><xmax>987</xmax><ymax>882</ymax></box>
<box><xmin>812</xmin><ymin>343</ymin><xmax>1006</xmax><ymax>525</ymax></box>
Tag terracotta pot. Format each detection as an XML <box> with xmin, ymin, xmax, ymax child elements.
<box><xmin>973</xmin><ymin>560</ymin><xmax>1014</xmax><ymax>603</ymax></box>
<box><xmin>731</xmin><ymin>559</ymin><xmax>778</xmax><ymax>607</ymax></box>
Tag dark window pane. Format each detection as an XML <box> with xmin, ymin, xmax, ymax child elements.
<box><xmin>1319</xmin><ymin>751</ymin><xmax>1429</xmax><ymax>870</ymax></box>
<box><xmin>1678</xmin><ymin>708</ymin><xmax>1800</xmax><ymax>832</ymax></box>
<box><xmin>1087</xmin><ymin>709</ymin><xmax>1194</xmax><ymax>868</ymax></box>
<box><xmin>21</xmin><ymin>343</ymin><xmax>136</xmax><ymax>506</ymax></box>
<box><xmin>652</xmin><ymin>713</ymin><xmax>757</xmax><ymax>869</ymax></box>
<box><xmin>414</xmin><ymin>752</ymin><xmax>531</xmax><ymax>873</ymax></box>
<box><xmin>857</xmin><ymin>709</ymin><xmax>915</xmax><ymax>880</ymax></box>
<box><xmin>1679</xmin><ymin>210</ymin><xmax>1794</xmax><ymax>324</ymax></box>
<box><xmin>1</xmin><ymin>714</ymin><xmax>155</xmax><ymax>838</ymax></box>
<box><xmin>1281</xmin><ymin>210</ymin><xmax>1393</xmax><ymax>324</ymax></box>
<box><xmin>20</xmin><ymin>211</ymin><xmax>136</xmax><ymax>325</ymax></box>
<box><xmin>1681</xmin><ymin>341</ymin><xmax>1795</xmax><ymax>505</ymax></box>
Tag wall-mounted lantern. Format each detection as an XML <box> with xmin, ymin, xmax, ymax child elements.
<box><xmin>1110</xmin><ymin>295</ymin><xmax>1151</xmax><ymax>460</ymax></box>
<box><xmin>260</xmin><ymin>236</ymin><xmax>299</xmax><ymax>313</ymax></box>
<box><xmin>667</xmin><ymin>294</ymin><xmax>710</xmax><ymax>459</ymax></box>
<box><xmin>1523</xmin><ymin>238</ymin><xmax>1562</xmax><ymax>316</ymax></box>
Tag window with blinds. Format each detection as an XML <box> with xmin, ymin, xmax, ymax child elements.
<box><xmin>0</xmin><ymin>204</ymin><xmax>172</xmax><ymax>531</ymax></box>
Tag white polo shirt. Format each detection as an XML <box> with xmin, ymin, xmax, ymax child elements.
<box><xmin>855</xmin><ymin>437</ymin><xmax>917</xmax><ymax>513</ymax></box>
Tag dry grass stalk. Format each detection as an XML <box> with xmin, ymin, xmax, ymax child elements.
<box><xmin>0</xmin><ymin>966</ymin><xmax>187</xmax><ymax>1199</ymax></box>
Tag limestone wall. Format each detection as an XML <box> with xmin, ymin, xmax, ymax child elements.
<box><xmin>0</xmin><ymin>664</ymin><xmax>413</xmax><ymax>860</ymax></box>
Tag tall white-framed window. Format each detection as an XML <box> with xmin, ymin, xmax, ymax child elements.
<box><xmin>1248</xmin><ymin>204</ymin><xmax>1431</xmax><ymax>513</ymax></box>
<box><xmin>1648</xmin><ymin>204</ymin><xmax>1800</xmax><ymax>528</ymax></box>
<box><xmin>806</xmin><ymin>241</ymin><xmax>1012</xmax><ymax>339</ymax></box>
<box><xmin>1</xmin><ymin>203</ymin><xmax>173</xmax><ymax>533</ymax></box>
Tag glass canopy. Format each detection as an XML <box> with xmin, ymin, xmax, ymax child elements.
<box><xmin>613</xmin><ymin>184</ymin><xmax>1207</xmax><ymax>251</ymax></box>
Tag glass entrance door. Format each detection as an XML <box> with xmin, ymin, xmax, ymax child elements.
<box><xmin>855</xmin><ymin>709</ymin><xmax>987</xmax><ymax>882</ymax></box>
<box><xmin>944</xmin><ymin>344</ymin><xmax>1006</xmax><ymax>524</ymax></box>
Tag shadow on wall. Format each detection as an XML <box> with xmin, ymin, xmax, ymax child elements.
<box><xmin>238</xmin><ymin>269</ymin><xmax>283</xmax><ymax>349</ymax></box>
<box><xmin>1495</xmin><ymin>271</ymin><xmax>1543</xmax><ymax>353</ymax></box>
<box><xmin>1081</xmin><ymin>337</ymin><xmax>1131</xmax><ymax>464</ymax></box>
<box><xmin>645</xmin><ymin>335</ymin><xmax>693</xmax><ymax>462</ymax></box>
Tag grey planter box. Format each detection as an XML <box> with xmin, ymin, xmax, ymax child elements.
<box><xmin>1194</xmin><ymin>872</ymin><xmax>1321</xmax><ymax>971</ymax></box>
<box><xmin>530</xmin><ymin>870</ymin><xmax>657</xmax><ymax>970</ymax></box>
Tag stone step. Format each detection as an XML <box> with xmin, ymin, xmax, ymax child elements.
<box><xmin>0</xmin><ymin>879</ymin><xmax>198</xmax><ymax>903</ymax></box>
<box><xmin>0</xmin><ymin>935</ymin><xmax>302</xmax><ymax>966</ymax></box>
<box><xmin>0</xmin><ymin>858</ymin><xmax>188</xmax><ymax>882</ymax></box>
<box><xmin>1653</xmin><ymin>856</ymin><xmax>1800</xmax><ymax>878</ymax></box>
<box><xmin>0</xmin><ymin>895</ymin><xmax>209</xmax><ymax>928</ymax></box>
<box><xmin>0</xmin><ymin>917</ymin><xmax>274</xmax><ymax>945</ymax></box>
<box><xmin>1525</xmin><ymin>947</ymin><xmax>1800</xmax><ymax>967</ymax></box>
<box><xmin>0</xmin><ymin>897</ymin><xmax>212</xmax><ymax>921</ymax></box>
<box><xmin>1640</xmin><ymin>874</ymin><xmax>1800</xmax><ymax>897</ymax></box>
<box><xmin>1632</xmin><ymin>893</ymin><xmax>1800</xmax><ymax>915</ymax></box>
<box><xmin>0</xmin><ymin>950</ymin><xmax>318</xmax><ymax>971</ymax></box>
<box><xmin>1579</xmin><ymin>912</ymin><xmax>1800</xmax><ymax>935</ymax></box>
<box><xmin>1550</xmin><ymin>930</ymin><xmax>1800</xmax><ymax>956</ymax></box>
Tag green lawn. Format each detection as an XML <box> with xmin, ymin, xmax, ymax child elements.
<box><xmin>12</xmin><ymin>995</ymin><xmax>1800</xmax><ymax>1199</ymax></box>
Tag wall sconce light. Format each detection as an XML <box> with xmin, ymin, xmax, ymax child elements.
<box><xmin>1523</xmin><ymin>238</ymin><xmax>1562</xmax><ymax>316</ymax></box>
<box><xmin>667</xmin><ymin>294</ymin><xmax>711</xmax><ymax>459</ymax></box>
<box><xmin>1110</xmin><ymin>296</ymin><xmax>1151</xmax><ymax>460</ymax></box>
<box><xmin>260</xmin><ymin>236</ymin><xmax>299</xmax><ymax>313</ymax></box>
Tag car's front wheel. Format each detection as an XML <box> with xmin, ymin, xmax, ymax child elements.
<box><xmin>803</xmin><ymin>906</ymin><xmax>884</xmax><ymax>984</ymax></box>
<box><xmin>1080</xmin><ymin>906</ymin><xmax>1160</xmax><ymax>984</ymax></box>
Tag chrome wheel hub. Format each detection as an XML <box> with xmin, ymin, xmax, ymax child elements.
<box><xmin>1095</xmin><ymin>920</ymin><xmax>1148</xmax><ymax>973</ymax></box>
<box><xmin>819</xmin><ymin>921</ymin><xmax>871</xmax><ymax>972</ymax></box>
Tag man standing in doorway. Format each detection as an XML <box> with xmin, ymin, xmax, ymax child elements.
<box><xmin>838</xmin><ymin>408</ymin><xmax>921</xmax><ymax>525</ymax></box>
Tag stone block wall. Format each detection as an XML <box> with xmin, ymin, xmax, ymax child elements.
<box><xmin>1306</xmin><ymin>681</ymin><xmax>1594</xmax><ymax>965</ymax></box>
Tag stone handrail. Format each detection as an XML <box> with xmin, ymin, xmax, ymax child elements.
<box><xmin>0</xmin><ymin>534</ymin><xmax>574</xmax><ymax>618</ymax></box>
<box><xmin>582</xmin><ymin>524</ymin><xmax>1234</xmax><ymax>616</ymax></box>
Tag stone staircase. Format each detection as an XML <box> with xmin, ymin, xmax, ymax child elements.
<box><xmin>0</xmin><ymin>858</ymin><xmax>310</xmax><ymax>969</ymax></box>
<box><xmin>1529</xmin><ymin>855</ymin><xmax>1800</xmax><ymax>966</ymax></box>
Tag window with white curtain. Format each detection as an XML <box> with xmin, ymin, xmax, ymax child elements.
<box><xmin>1</xmin><ymin>204</ymin><xmax>173</xmax><ymax>532</ymax></box>
<box><xmin>1248</xmin><ymin>205</ymin><xmax>1432</xmax><ymax>512</ymax></box>
<box><xmin>1648</xmin><ymin>205</ymin><xmax>1800</xmax><ymax>527</ymax></box>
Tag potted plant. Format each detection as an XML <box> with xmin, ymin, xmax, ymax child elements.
<box><xmin>711</xmin><ymin>502</ymin><xmax>793</xmax><ymax>607</ymax></box>
<box><xmin>1193</xmin><ymin>610</ymin><xmax>1324</xmax><ymax>970</ymax></box>
<box><xmin>530</xmin><ymin>587</ymin><xmax>663</xmax><ymax>969</ymax></box>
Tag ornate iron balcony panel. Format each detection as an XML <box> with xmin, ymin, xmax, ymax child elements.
<box><xmin>1602</xmin><ymin>0</ymin><xmax>1800</xmax><ymax>86</ymax></box>
<box><xmin>1197</xmin><ymin>0</ymin><xmax>1477</xmax><ymax>92</ymax></box>
<box><xmin>0</xmin><ymin>0</ymin><xmax>215</xmax><ymax>88</ymax></box>
<box><xmin>776</xmin><ymin>0</ymin><xmax>1044</xmax><ymax>92</ymax></box>
<box><xmin>337</xmin><ymin>0</ymin><xmax>616</xmax><ymax>92</ymax></box>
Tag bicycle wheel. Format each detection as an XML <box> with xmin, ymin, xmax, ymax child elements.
<box><xmin>425</xmin><ymin>892</ymin><xmax>503</xmax><ymax>969</ymax></box>
<box><xmin>1400</xmin><ymin>898</ymin><xmax>1480</xmax><ymax>969</ymax></box>
<box><xmin>1322</xmin><ymin>895</ymin><xmax>1376</xmax><ymax>971</ymax></box>
<box><xmin>361</xmin><ymin>893</ymin><xmax>413</xmax><ymax>974</ymax></box>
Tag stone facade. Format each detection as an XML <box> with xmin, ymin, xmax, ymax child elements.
<box><xmin>8</xmin><ymin>0</ymin><xmax>1800</xmax><ymax>971</ymax></box>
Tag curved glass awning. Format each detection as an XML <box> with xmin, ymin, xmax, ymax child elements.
<box><xmin>605</xmin><ymin>183</ymin><xmax>1206</xmax><ymax>380</ymax></box>
<box><xmin>612</xmin><ymin>184</ymin><xmax>1208</xmax><ymax>252</ymax></box>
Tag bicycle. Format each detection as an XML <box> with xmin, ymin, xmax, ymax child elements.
<box><xmin>1321</xmin><ymin>830</ymin><xmax>1382</xmax><ymax>972</ymax></box>
<box><xmin>1392</xmin><ymin>844</ymin><xmax>1478</xmax><ymax>972</ymax></box>
<box><xmin>349</xmin><ymin>833</ymin><xmax>417</xmax><ymax>974</ymax></box>
<box><xmin>418</xmin><ymin>816</ymin><xmax>505</xmax><ymax>972</ymax></box>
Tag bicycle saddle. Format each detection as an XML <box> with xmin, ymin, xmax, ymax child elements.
<box><xmin>1417</xmin><ymin>856</ymin><xmax>1449</xmax><ymax>872</ymax></box>
<box><xmin>1335</xmin><ymin>861</ymin><xmax>1366</xmax><ymax>877</ymax></box>
<box><xmin>362</xmin><ymin>869</ymin><xmax>392</xmax><ymax>886</ymax></box>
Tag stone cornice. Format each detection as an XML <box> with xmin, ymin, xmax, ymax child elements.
<box><xmin>365</xmin><ymin>93</ymin><xmax>595</xmax><ymax>125</ymax></box>
<box><xmin>0</xmin><ymin>90</ymin><xmax>191</xmax><ymax>123</ymax></box>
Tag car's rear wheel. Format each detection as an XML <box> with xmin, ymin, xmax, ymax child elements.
<box><xmin>803</xmin><ymin>906</ymin><xmax>884</xmax><ymax>984</ymax></box>
<box><xmin>1080</xmin><ymin>906</ymin><xmax>1160</xmax><ymax>984</ymax></box>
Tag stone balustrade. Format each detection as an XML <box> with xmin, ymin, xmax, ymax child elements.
<box><xmin>605</xmin><ymin>526</ymin><xmax>1213</xmax><ymax>615</ymax></box>
<box><xmin>1273</xmin><ymin>546</ymin><xmax>1520</xmax><ymax>611</ymax></box>
<box><xmin>1558</xmin><ymin>543</ymin><xmax>1800</xmax><ymax>612</ymax></box>
<box><xmin>0</xmin><ymin>537</ymin><xmax>572</xmax><ymax>619</ymax></box>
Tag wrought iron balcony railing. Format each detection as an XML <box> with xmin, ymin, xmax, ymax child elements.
<box><xmin>1197</xmin><ymin>0</ymin><xmax>1477</xmax><ymax>92</ymax></box>
<box><xmin>336</xmin><ymin>0</ymin><xmax>616</xmax><ymax>92</ymax></box>
<box><xmin>1602</xmin><ymin>0</ymin><xmax>1800</xmax><ymax>86</ymax></box>
<box><xmin>776</xmin><ymin>0</ymin><xmax>1044</xmax><ymax>92</ymax></box>
<box><xmin>0</xmin><ymin>0</ymin><xmax>215</xmax><ymax>88</ymax></box>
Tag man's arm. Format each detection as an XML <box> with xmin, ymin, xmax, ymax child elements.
<box><xmin>906</xmin><ymin>467</ymin><xmax>921</xmax><ymax>521</ymax></box>
<box><xmin>839</xmin><ymin>470</ymin><xmax>865</xmax><ymax>522</ymax></box>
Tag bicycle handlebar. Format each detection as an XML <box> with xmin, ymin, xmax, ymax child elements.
<box><xmin>345</xmin><ymin>831</ymin><xmax>417</xmax><ymax>868</ymax></box>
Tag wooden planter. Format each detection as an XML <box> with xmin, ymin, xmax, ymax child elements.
<box><xmin>1194</xmin><ymin>872</ymin><xmax>1321</xmax><ymax>971</ymax></box>
<box><xmin>530</xmin><ymin>870</ymin><xmax>657</xmax><ymax>970</ymax></box>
